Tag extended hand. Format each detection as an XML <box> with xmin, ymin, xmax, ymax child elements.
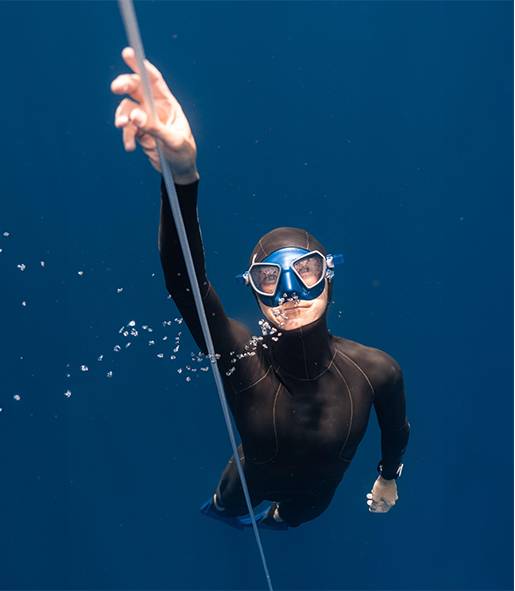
<box><xmin>111</xmin><ymin>47</ymin><xmax>199</xmax><ymax>184</ymax></box>
<box><xmin>366</xmin><ymin>475</ymin><xmax>398</xmax><ymax>513</ymax></box>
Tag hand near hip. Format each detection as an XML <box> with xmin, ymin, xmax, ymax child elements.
<box><xmin>366</xmin><ymin>475</ymin><xmax>398</xmax><ymax>513</ymax></box>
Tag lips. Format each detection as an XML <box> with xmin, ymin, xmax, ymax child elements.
<box><xmin>281</xmin><ymin>305</ymin><xmax>308</xmax><ymax>312</ymax></box>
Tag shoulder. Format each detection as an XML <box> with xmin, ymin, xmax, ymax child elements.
<box><xmin>330</xmin><ymin>335</ymin><xmax>402</xmax><ymax>391</ymax></box>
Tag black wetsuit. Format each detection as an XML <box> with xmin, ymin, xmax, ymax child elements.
<box><xmin>159</xmin><ymin>180</ymin><xmax>410</xmax><ymax>527</ymax></box>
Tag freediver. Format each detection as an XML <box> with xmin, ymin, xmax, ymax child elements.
<box><xmin>111</xmin><ymin>47</ymin><xmax>410</xmax><ymax>530</ymax></box>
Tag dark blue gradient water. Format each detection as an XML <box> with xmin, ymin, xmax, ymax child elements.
<box><xmin>0</xmin><ymin>2</ymin><xmax>512</xmax><ymax>590</ymax></box>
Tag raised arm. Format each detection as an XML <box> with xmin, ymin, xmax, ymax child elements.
<box><xmin>111</xmin><ymin>49</ymin><xmax>254</xmax><ymax>369</ymax></box>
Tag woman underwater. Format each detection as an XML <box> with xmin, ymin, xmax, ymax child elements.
<box><xmin>111</xmin><ymin>47</ymin><xmax>410</xmax><ymax>530</ymax></box>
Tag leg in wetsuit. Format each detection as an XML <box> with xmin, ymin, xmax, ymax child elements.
<box><xmin>216</xmin><ymin>447</ymin><xmax>338</xmax><ymax>528</ymax></box>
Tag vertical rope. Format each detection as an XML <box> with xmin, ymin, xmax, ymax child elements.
<box><xmin>117</xmin><ymin>2</ymin><xmax>274</xmax><ymax>589</ymax></box>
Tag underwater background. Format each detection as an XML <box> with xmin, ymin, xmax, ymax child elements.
<box><xmin>0</xmin><ymin>2</ymin><xmax>512</xmax><ymax>590</ymax></box>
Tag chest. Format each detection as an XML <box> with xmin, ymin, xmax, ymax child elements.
<box><xmin>233</xmin><ymin>360</ymin><xmax>374</xmax><ymax>458</ymax></box>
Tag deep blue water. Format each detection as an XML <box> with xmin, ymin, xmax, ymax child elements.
<box><xmin>0</xmin><ymin>2</ymin><xmax>513</xmax><ymax>590</ymax></box>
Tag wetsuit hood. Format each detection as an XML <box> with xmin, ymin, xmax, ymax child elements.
<box><xmin>250</xmin><ymin>227</ymin><xmax>334</xmax><ymax>303</ymax></box>
<box><xmin>250</xmin><ymin>227</ymin><xmax>328</xmax><ymax>265</ymax></box>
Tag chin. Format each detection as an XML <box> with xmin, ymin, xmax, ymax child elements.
<box><xmin>271</xmin><ymin>314</ymin><xmax>315</xmax><ymax>331</ymax></box>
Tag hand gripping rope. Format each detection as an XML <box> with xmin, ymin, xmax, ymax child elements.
<box><xmin>117</xmin><ymin>2</ymin><xmax>274</xmax><ymax>589</ymax></box>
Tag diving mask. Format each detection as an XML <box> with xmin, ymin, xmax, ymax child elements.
<box><xmin>236</xmin><ymin>247</ymin><xmax>343</xmax><ymax>307</ymax></box>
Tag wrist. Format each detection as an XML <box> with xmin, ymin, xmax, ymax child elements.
<box><xmin>172</xmin><ymin>166</ymin><xmax>199</xmax><ymax>186</ymax></box>
<box><xmin>378</xmin><ymin>474</ymin><xmax>395</xmax><ymax>484</ymax></box>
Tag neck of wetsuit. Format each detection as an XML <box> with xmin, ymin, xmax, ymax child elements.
<box><xmin>269</xmin><ymin>314</ymin><xmax>334</xmax><ymax>380</ymax></box>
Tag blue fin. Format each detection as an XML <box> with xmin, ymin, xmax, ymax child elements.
<box><xmin>239</xmin><ymin>505</ymin><xmax>289</xmax><ymax>531</ymax></box>
<box><xmin>200</xmin><ymin>498</ymin><xmax>244</xmax><ymax>531</ymax></box>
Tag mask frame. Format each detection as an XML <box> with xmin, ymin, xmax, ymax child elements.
<box><xmin>236</xmin><ymin>247</ymin><xmax>343</xmax><ymax>307</ymax></box>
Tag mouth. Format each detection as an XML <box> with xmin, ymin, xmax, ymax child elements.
<box><xmin>278</xmin><ymin>305</ymin><xmax>309</xmax><ymax>313</ymax></box>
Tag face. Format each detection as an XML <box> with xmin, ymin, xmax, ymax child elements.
<box><xmin>258</xmin><ymin>281</ymin><xmax>329</xmax><ymax>331</ymax></box>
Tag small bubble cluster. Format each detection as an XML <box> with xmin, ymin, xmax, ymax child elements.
<box><xmin>88</xmin><ymin>319</ymin><xmax>211</xmax><ymax>384</ymax></box>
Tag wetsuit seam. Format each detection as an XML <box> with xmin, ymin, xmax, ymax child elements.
<box><xmin>168</xmin><ymin>282</ymin><xmax>211</xmax><ymax>306</ymax></box>
<box><xmin>250</xmin><ymin>384</ymin><xmax>281</xmax><ymax>465</ymax></box>
<box><xmin>233</xmin><ymin>364</ymin><xmax>273</xmax><ymax>394</ymax></box>
<box><xmin>332</xmin><ymin>364</ymin><xmax>354</xmax><ymax>460</ymax></box>
<box><xmin>336</xmin><ymin>350</ymin><xmax>375</xmax><ymax>401</ymax></box>
<box><xmin>276</xmin><ymin>348</ymin><xmax>338</xmax><ymax>382</ymax></box>
<box><xmin>300</xmin><ymin>326</ymin><xmax>309</xmax><ymax>380</ymax></box>
<box><xmin>386</xmin><ymin>417</ymin><xmax>410</xmax><ymax>432</ymax></box>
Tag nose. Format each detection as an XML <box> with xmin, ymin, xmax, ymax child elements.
<box><xmin>280</xmin><ymin>271</ymin><xmax>298</xmax><ymax>296</ymax></box>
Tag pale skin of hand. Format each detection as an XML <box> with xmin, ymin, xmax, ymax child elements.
<box><xmin>367</xmin><ymin>475</ymin><xmax>399</xmax><ymax>513</ymax></box>
<box><xmin>111</xmin><ymin>47</ymin><xmax>199</xmax><ymax>185</ymax></box>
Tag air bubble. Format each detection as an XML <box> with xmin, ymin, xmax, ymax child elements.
<box><xmin>13</xmin><ymin>395</ymin><xmax>20</xmax><ymax>401</ymax></box>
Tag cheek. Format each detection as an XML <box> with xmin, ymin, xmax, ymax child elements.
<box><xmin>258</xmin><ymin>300</ymin><xmax>274</xmax><ymax>322</ymax></box>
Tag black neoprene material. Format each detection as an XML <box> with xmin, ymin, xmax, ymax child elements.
<box><xmin>159</xmin><ymin>179</ymin><xmax>410</xmax><ymax>527</ymax></box>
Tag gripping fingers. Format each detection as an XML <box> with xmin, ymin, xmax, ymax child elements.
<box><xmin>115</xmin><ymin>98</ymin><xmax>146</xmax><ymax>129</ymax></box>
<box><xmin>366</xmin><ymin>493</ymin><xmax>390</xmax><ymax>513</ymax></box>
<box><xmin>115</xmin><ymin>98</ymin><xmax>149</xmax><ymax>151</ymax></box>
